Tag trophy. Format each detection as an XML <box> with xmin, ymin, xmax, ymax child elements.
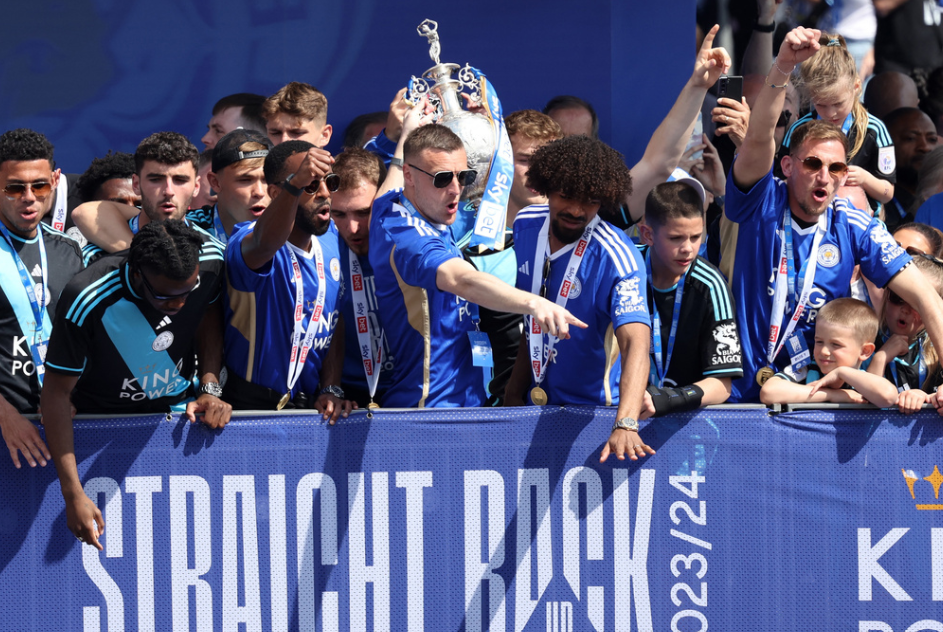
<box><xmin>410</xmin><ymin>19</ymin><xmax>496</xmax><ymax>203</ymax></box>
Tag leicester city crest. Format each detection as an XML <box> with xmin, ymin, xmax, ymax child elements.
<box><xmin>152</xmin><ymin>331</ymin><xmax>174</xmax><ymax>352</ymax></box>
<box><xmin>817</xmin><ymin>244</ymin><xmax>840</xmax><ymax>268</ymax></box>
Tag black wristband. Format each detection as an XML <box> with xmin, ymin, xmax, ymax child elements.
<box><xmin>754</xmin><ymin>20</ymin><xmax>776</xmax><ymax>33</ymax></box>
<box><xmin>646</xmin><ymin>384</ymin><xmax>706</xmax><ymax>416</ymax></box>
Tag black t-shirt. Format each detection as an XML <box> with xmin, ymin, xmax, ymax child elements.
<box><xmin>875</xmin><ymin>0</ymin><xmax>943</xmax><ymax>74</ymax></box>
<box><xmin>639</xmin><ymin>247</ymin><xmax>743</xmax><ymax>387</ymax></box>
<box><xmin>0</xmin><ymin>226</ymin><xmax>84</xmax><ymax>412</ymax></box>
<box><xmin>45</xmin><ymin>233</ymin><xmax>225</xmax><ymax>414</ymax></box>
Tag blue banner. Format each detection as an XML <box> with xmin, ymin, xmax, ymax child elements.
<box><xmin>1</xmin><ymin>406</ymin><xmax>941</xmax><ymax>631</ymax></box>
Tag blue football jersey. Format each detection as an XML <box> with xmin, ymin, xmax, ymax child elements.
<box><xmin>224</xmin><ymin>223</ymin><xmax>345</xmax><ymax>398</ymax></box>
<box><xmin>368</xmin><ymin>189</ymin><xmax>485</xmax><ymax>408</ymax></box>
<box><xmin>513</xmin><ymin>205</ymin><xmax>650</xmax><ymax>406</ymax></box>
<box><xmin>726</xmin><ymin>166</ymin><xmax>910</xmax><ymax>402</ymax></box>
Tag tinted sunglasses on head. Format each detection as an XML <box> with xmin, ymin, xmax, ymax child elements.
<box><xmin>799</xmin><ymin>156</ymin><xmax>848</xmax><ymax>178</ymax></box>
<box><xmin>2</xmin><ymin>181</ymin><xmax>53</xmax><ymax>199</ymax></box>
<box><xmin>140</xmin><ymin>271</ymin><xmax>201</xmax><ymax>301</ymax></box>
<box><xmin>408</xmin><ymin>164</ymin><xmax>478</xmax><ymax>188</ymax></box>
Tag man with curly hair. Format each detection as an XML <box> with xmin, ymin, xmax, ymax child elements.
<box><xmin>369</xmin><ymin>124</ymin><xmax>585</xmax><ymax>408</ymax></box>
<box><xmin>504</xmin><ymin>135</ymin><xmax>654</xmax><ymax>462</ymax></box>
<box><xmin>0</xmin><ymin>128</ymin><xmax>84</xmax><ymax>470</ymax></box>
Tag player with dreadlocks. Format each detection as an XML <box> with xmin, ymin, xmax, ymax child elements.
<box><xmin>503</xmin><ymin>135</ymin><xmax>654</xmax><ymax>463</ymax></box>
<box><xmin>40</xmin><ymin>219</ymin><xmax>229</xmax><ymax>550</ymax></box>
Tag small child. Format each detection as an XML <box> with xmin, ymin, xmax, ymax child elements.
<box><xmin>638</xmin><ymin>180</ymin><xmax>742</xmax><ymax>417</ymax></box>
<box><xmin>866</xmin><ymin>255</ymin><xmax>943</xmax><ymax>413</ymax></box>
<box><xmin>760</xmin><ymin>298</ymin><xmax>898</xmax><ymax>406</ymax></box>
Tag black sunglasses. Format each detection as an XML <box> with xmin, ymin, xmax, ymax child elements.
<box><xmin>539</xmin><ymin>257</ymin><xmax>552</xmax><ymax>299</ymax></box>
<box><xmin>408</xmin><ymin>163</ymin><xmax>477</xmax><ymax>188</ymax></box>
<box><xmin>2</xmin><ymin>181</ymin><xmax>53</xmax><ymax>199</ymax></box>
<box><xmin>140</xmin><ymin>271</ymin><xmax>201</xmax><ymax>301</ymax></box>
<box><xmin>304</xmin><ymin>173</ymin><xmax>340</xmax><ymax>194</ymax></box>
<box><xmin>776</xmin><ymin>109</ymin><xmax>794</xmax><ymax>128</ymax></box>
<box><xmin>907</xmin><ymin>247</ymin><xmax>943</xmax><ymax>267</ymax></box>
<box><xmin>887</xmin><ymin>290</ymin><xmax>909</xmax><ymax>307</ymax></box>
<box><xmin>799</xmin><ymin>155</ymin><xmax>848</xmax><ymax>178</ymax></box>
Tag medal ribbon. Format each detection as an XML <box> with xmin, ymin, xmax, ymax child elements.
<box><xmin>212</xmin><ymin>205</ymin><xmax>229</xmax><ymax>243</ymax></box>
<box><xmin>527</xmin><ymin>214</ymin><xmax>599</xmax><ymax>387</ymax></box>
<box><xmin>766</xmin><ymin>212</ymin><xmax>827</xmax><ymax>368</ymax></box>
<box><xmin>285</xmin><ymin>239</ymin><xmax>327</xmax><ymax>395</ymax></box>
<box><xmin>888</xmin><ymin>336</ymin><xmax>927</xmax><ymax>392</ymax></box>
<box><xmin>0</xmin><ymin>224</ymin><xmax>49</xmax><ymax>385</ymax></box>
<box><xmin>646</xmin><ymin>249</ymin><xmax>688</xmax><ymax>387</ymax></box>
<box><xmin>468</xmin><ymin>66</ymin><xmax>513</xmax><ymax>251</ymax></box>
<box><xmin>51</xmin><ymin>174</ymin><xmax>67</xmax><ymax>231</ymax></box>
<box><xmin>348</xmin><ymin>250</ymin><xmax>382</xmax><ymax>399</ymax></box>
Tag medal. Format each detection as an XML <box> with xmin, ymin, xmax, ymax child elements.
<box><xmin>276</xmin><ymin>393</ymin><xmax>290</xmax><ymax>410</ymax></box>
<box><xmin>368</xmin><ymin>401</ymin><xmax>380</xmax><ymax>410</ymax></box>
<box><xmin>530</xmin><ymin>387</ymin><xmax>548</xmax><ymax>406</ymax></box>
<box><xmin>756</xmin><ymin>367</ymin><xmax>775</xmax><ymax>386</ymax></box>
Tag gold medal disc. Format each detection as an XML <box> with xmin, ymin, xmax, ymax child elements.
<box><xmin>530</xmin><ymin>386</ymin><xmax>548</xmax><ymax>406</ymax></box>
<box><xmin>367</xmin><ymin>401</ymin><xmax>380</xmax><ymax>410</ymax></box>
<box><xmin>756</xmin><ymin>367</ymin><xmax>775</xmax><ymax>386</ymax></box>
<box><xmin>276</xmin><ymin>393</ymin><xmax>291</xmax><ymax>410</ymax></box>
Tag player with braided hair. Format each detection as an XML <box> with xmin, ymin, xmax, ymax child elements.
<box><xmin>41</xmin><ymin>219</ymin><xmax>229</xmax><ymax>549</ymax></box>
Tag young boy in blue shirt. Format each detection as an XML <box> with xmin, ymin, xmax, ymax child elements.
<box><xmin>759</xmin><ymin>297</ymin><xmax>898</xmax><ymax>406</ymax></box>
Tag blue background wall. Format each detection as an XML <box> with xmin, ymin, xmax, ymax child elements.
<box><xmin>0</xmin><ymin>0</ymin><xmax>695</xmax><ymax>174</ymax></box>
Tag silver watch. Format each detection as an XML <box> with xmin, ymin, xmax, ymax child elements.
<box><xmin>199</xmin><ymin>382</ymin><xmax>223</xmax><ymax>398</ymax></box>
<box><xmin>612</xmin><ymin>416</ymin><xmax>639</xmax><ymax>432</ymax></box>
<box><xmin>319</xmin><ymin>385</ymin><xmax>345</xmax><ymax>399</ymax></box>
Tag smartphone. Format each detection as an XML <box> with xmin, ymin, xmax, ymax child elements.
<box><xmin>717</xmin><ymin>75</ymin><xmax>743</xmax><ymax>104</ymax></box>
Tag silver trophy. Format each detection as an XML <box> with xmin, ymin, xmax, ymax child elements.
<box><xmin>411</xmin><ymin>19</ymin><xmax>495</xmax><ymax>200</ymax></box>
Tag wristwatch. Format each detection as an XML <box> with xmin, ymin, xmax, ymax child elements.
<box><xmin>390</xmin><ymin>157</ymin><xmax>404</xmax><ymax>169</ymax></box>
<box><xmin>281</xmin><ymin>173</ymin><xmax>303</xmax><ymax>197</ymax></box>
<box><xmin>319</xmin><ymin>385</ymin><xmax>345</xmax><ymax>399</ymax></box>
<box><xmin>199</xmin><ymin>382</ymin><xmax>223</xmax><ymax>398</ymax></box>
<box><xmin>612</xmin><ymin>416</ymin><xmax>639</xmax><ymax>432</ymax></box>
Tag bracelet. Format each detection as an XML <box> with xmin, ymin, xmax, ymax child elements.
<box><xmin>772</xmin><ymin>58</ymin><xmax>793</xmax><ymax>76</ymax></box>
<box><xmin>754</xmin><ymin>20</ymin><xmax>776</xmax><ymax>33</ymax></box>
<box><xmin>765</xmin><ymin>73</ymin><xmax>789</xmax><ymax>89</ymax></box>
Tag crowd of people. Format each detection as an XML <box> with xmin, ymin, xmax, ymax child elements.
<box><xmin>4</xmin><ymin>5</ymin><xmax>943</xmax><ymax>547</ymax></box>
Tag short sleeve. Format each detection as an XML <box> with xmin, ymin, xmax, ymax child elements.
<box><xmin>44</xmin><ymin>284</ymin><xmax>90</xmax><ymax>376</ymax></box>
<box><xmin>854</xmin><ymin>216</ymin><xmax>911</xmax><ymax>288</ymax></box>
<box><xmin>725</xmin><ymin>162</ymin><xmax>781</xmax><ymax>224</ymax></box>
<box><xmin>383</xmin><ymin>215</ymin><xmax>459</xmax><ymax>291</ymax></box>
<box><xmin>225</xmin><ymin>224</ymin><xmax>275</xmax><ymax>291</ymax></box>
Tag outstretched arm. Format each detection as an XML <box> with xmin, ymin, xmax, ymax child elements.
<box><xmin>625</xmin><ymin>25</ymin><xmax>731</xmax><ymax>221</ymax></box>
<box><xmin>734</xmin><ymin>27</ymin><xmax>821</xmax><ymax>190</ymax></box>
<box><xmin>435</xmin><ymin>258</ymin><xmax>587</xmax><ymax>340</ymax></box>
<box><xmin>601</xmin><ymin>322</ymin><xmax>655</xmax><ymax>462</ymax></box>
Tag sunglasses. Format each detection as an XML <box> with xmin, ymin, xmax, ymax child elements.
<box><xmin>887</xmin><ymin>290</ymin><xmax>909</xmax><ymax>307</ymax></box>
<box><xmin>2</xmin><ymin>181</ymin><xmax>53</xmax><ymax>199</ymax></box>
<box><xmin>539</xmin><ymin>257</ymin><xmax>552</xmax><ymax>299</ymax></box>
<box><xmin>776</xmin><ymin>109</ymin><xmax>794</xmax><ymax>128</ymax></box>
<box><xmin>140</xmin><ymin>271</ymin><xmax>201</xmax><ymax>301</ymax></box>
<box><xmin>303</xmin><ymin>173</ymin><xmax>340</xmax><ymax>194</ymax></box>
<box><xmin>799</xmin><ymin>156</ymin><xmax>848</xmax><ymax>178</ymax></box>
<box><xmin>408</xmin><ymin>164</ymin><xmax>477</xmax><ymax>188</ymax></box>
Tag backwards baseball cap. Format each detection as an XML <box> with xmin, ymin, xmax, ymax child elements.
<box><xmin>212</xmin><ymin>128</ymin><xmax>272</xmax><ymax>173</ymax></box>
<box><xmin>667</xmin><ymin>167</ymin><xmax>707</xmax><ymax>206</ymax></box>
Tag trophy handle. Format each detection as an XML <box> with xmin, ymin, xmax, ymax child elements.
<box><xmin>457</xmin><ymin>64</ymin><xmax>482</xmax><ymax>107</ymax></box>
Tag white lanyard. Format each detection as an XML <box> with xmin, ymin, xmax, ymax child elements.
<box><xmin>765</xmin><ymin>212</ymin><xmax>827</xmax><ymax>366</ymax></box>
<box><xmin>51</xmin><ymin>176</ymin><xmax>68</xmax><ymax>232</ymax></box>
<box><xmin>348</xmin><ymin>250</ymin><xmax>382</xmax><ymax>399</ymax></box>
<box><xmin>285</xmin><ymin>239</ymin><xmax>327</xmax><ymax>394</ymax></box>
<box><xmin>527</xmin><ymin>215</ymin><xmax>599</xmax><ymax>386</ymax></box>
